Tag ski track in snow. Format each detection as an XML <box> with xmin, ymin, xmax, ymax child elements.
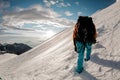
<box><xmin>0</xmin><ymin>1</ymin><xmax>120</xmax><ymax>80</ymax></box>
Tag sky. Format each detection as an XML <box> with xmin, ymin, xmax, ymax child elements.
<box><xmin>0</xmin><ymin>0</ymin><xmax>116</xmax><ymax>46</ymax></box>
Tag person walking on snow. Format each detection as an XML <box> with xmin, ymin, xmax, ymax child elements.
<box><xmin>73</xmin><ymin>16</ymin><xmax>97</xmax><ymax>73</ymax></box>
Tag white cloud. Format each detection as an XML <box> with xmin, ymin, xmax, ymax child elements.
<box><xmin>14</xmin><ymin>7</ymin><xmax>25</xmax><ymax>12</ymax></box>
<box><xmin>64</xmin><ymin>11</ymin><xmax>73</xmax><ymax>16</ymax></box>
<box><xmin>0</xmin><ymin>0</ymin><xmax>10</xmax><ymax>9</ymax></box>
<box><xmin>1</xmin><ymin>4</ymin><xmax>74</xmax><ymax>31</ymax></box>
<box><xmin>43</xmin><ymin>0</ymin><xmax>59</xmax><ymax>7</ymax></box>
<box><xmin>0</xmin><ymin>0</ymin><xmax>10</xmax><ymax>13</ymax></box>
<box><xmin>75</xmin><ymin>2</ymin><xmax>79</xmax><ymax>5</ymax></box>
<box><xmin>43</xmin><ymin>0</ymin><xmax>51</xmax><ymax>7</ymax></box>
<box><xmin>77</xmin><ymin>12</ymin><xmax>82</xmax><ymax>16</ymax></box>
<box><xmin>0</xmin><ymin>24</ymin><xmax>7</xmax><ymax>33</ymax></box>
<box><xmin>58</xmin><ymin>2</ymin><xmax>71</xmax><ymax>7</ymax></box>
<box><xmin>50</xmin><ymin>0</ymin><xmax>58</xmax><ymax>5</ymax></box>
<box><xmin>43</xmin><ymin>0</ymin><xmax>71</xmax><ymax>7</ymax></box>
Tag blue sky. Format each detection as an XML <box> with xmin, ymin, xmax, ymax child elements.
<box><xmin>0</xmin><ymin>0</ymin><xmax>116</xmax><ymax>39</ymax></box>
<box><xmin>1</xmin><ymin>0</ymin><xmax>115</xmax><ymax>19</ymax></box>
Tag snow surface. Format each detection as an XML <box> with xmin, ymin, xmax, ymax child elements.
<box><xmin>0</xmin><ymin>1</ymin><xmax>120</xmax><ymax>80</ymax></box>
<box><xmin>0</xmin><ymin>53</ymin><xmax>17</xmax><ymax>64</ymax></box>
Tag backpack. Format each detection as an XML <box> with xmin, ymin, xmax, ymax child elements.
<box><xmin>76</xmin><ymin>16</ymin><xmax>96</xmax><ymax>43</ymax></box>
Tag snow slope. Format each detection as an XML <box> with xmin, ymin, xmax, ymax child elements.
<box><xmin>0</xmin><ymin>1</ymin><xmax>120</xmax><ymax>80</ymax></box>
<box><xmin>0</xmin><ymin>53</ymin><xmax>17</xmax><ymax>64</ymax></box>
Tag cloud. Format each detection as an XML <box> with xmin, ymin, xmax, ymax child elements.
<box><xmin>75</xmin><ymin>2</ymin><xmax>79</xmax><ymax>5</ymax></box>
<box><xmin>1</xmin><ymin>4</ymin><xmax>74</xmax><ymax>31</ymax></box>
<box><xmin>14</xmin><ymin>7</ymin><xmax>25</xmax><ymax>12</ymax></box>
<box><xmin>43</xmin><ymin>0</ymin><xmax>59</xmax><ymax>7</ymax></box>
<box><xmin>77</xmin><ymin>12</ymin><xmax>82</xmax><ymax>16</ymax></box>
<box><xmin>58</xmin><ymin>2</ymin><xmax>71</xmax><ymax>7</ymax></box>
<box><xmin>2</xmin><ymin>23</ymin><xmax>34</xmax><ymax>31</ymax></box>
<box><xmin>0</xmin><ymin>26</ymin><xmax>6</xmax><ymax>33</ymax></box>
<box><xmin>64</xmin><ymin>11</ymin><xmax>73</xmax><ymax>16</ymax></box>
<box><xmin>43</xmin><ymin>0</ymin><xmax>71</xmax><ymax>7</ymax></box>
<box><xmin>0</xmin><ymin>0</ymin><xmax>10</xmax><ymax>13</ymax></box>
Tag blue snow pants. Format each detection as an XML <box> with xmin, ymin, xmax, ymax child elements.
<box><xmin>76</xmin><ymin>41</ymin><xmax>92</xmax><ymax>72</ymax></box>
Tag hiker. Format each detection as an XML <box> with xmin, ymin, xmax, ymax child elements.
<box><xmin>73</xmin><ymin>16</ymin><xmax>97</xmax><ymax>73</ymax></box>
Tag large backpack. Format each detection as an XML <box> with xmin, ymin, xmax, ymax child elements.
<box><xmin>76</xmin><ymin>16</ymin><xmax>96</xmax><ymax>43</ymax></box>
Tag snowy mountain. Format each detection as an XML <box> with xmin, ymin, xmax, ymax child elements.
<box><xmin>0</xmin><ymin>1</ymin><xmax>120</xmax><ymax>80</ymax></box>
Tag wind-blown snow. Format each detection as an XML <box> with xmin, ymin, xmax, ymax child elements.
<box><xmin>0</xmin><ymin>1</ymin><xmax>120</xmax><ymax>80</ymax></box>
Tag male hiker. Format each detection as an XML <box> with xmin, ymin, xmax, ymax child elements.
<box><xmin>73</xmin><ymin>16</ymin><xmax>97</xmax><ymax>73</ymax></box>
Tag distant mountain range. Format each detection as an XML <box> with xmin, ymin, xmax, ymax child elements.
<box><xmin>0</xmin><ymin>43</ymin><xmax>32</xmax><ymax>55</ymax></box>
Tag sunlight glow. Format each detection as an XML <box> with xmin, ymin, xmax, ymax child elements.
<box><xmin>45</xmin><ymin>30</ymin><xmax>55</xmax><ymax>38</ymax></box>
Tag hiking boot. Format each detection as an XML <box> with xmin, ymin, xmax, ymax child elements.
<box><xmin>76</xmin><ymin>67</ymin><xmax>84</xmax><ymax>74</ymax></box>
<box><xmin>84</xmin><ymin>58</ymin><xmax>90</xmax><ymax>61</ymax></box>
